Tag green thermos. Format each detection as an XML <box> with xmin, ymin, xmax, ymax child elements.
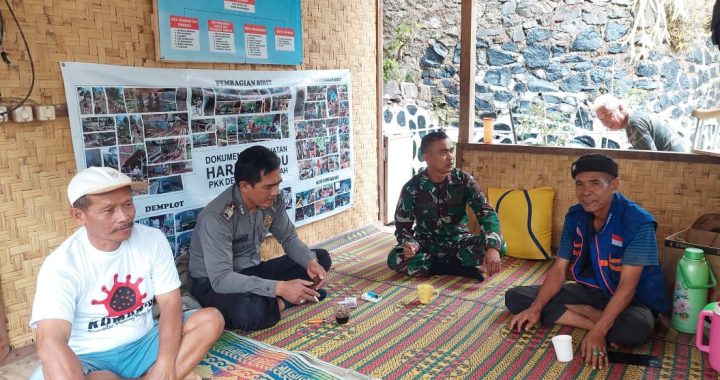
<box><xmin>672</xmin><ymin>248</ymin><xmax>717</xmax><ymax>334</ymax></box>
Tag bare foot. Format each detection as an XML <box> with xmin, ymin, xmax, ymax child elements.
<box><xmin>658</xmin><ymin>314</ymin><xmax>671</xmax><ymax>330</ymax></box>
<box><xmin>182</xmin><ymin>372</ymin><xmax>202</xmax><ymax>380</ymax></box>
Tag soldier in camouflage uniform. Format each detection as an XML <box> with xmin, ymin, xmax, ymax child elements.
<box><xmin>387</xmin><ymin>131</ymin><xmax>504</xmax><ymax>280</ymax></box>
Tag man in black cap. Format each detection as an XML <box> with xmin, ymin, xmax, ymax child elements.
<box><xmin>504</xmin><ymin>154</ymin><xmax>670</xmax><ymax>370</ymax></box>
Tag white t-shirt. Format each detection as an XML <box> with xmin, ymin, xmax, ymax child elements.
<box><xmin>30</xmin><ymin>224</ymin><xmax>180</xmax><ymax>355</ymax></box>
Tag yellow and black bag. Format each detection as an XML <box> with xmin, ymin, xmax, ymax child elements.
<box><xmin>488</xmin><ymin>187</ymin><xmax>554</xmax><ymax>260</ymax></box>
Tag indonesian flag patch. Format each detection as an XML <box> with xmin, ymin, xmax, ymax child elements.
<box><xmin>611</xmin><ymin>234</ymin><xmax>623</xmax><ymax>247</ymax></box>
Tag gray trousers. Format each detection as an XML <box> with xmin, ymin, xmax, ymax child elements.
<box><xmin>504</xmin><ymin>283</ymin><xmax>656</xmax><ymax>346</ymax></box>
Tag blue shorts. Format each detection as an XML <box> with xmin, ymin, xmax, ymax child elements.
<box><xmin>31</xmin><ymin>310</ymin><xmax>196</xmax><ymax>379</ymax></box>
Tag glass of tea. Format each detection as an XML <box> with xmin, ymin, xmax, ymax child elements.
<box><xmin>335</xmin><ymin>301</ymin><xmax>351</xmax><ymax>325</ymax></box>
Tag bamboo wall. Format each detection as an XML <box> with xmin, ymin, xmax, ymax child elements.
<box><xmin>0</xmin><ymin>0</ymin><xmax>378</xmax><ymax>349</ymax></box>
<box><xmin>460</xmin><ymin>144</ymin><xmax>720</xmax><ymax>252</ymax></box>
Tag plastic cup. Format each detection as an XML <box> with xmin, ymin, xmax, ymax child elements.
<box><xmin>551</xmin><ymin>334</ymin><xmax>573</xmax><ymax>362</ymax></box>
<box><xmin>417</xmin><ymin>284</ymin><xmax>439</xmax><ymax>304</ymax></box>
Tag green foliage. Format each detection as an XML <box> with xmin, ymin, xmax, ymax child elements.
<box><xmin>383</xmin><ymin>21</ymin><xmax>420</xmax><ymax>82</ymax></box>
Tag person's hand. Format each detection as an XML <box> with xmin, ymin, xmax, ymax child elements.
<box><xmin>143</xmin><ymin>357</ymin><xmax>176</xmax><ymax>380</ymax></box>
<box><xmin>276</xmin><ymin>279</ymin><xmax>319</xmax><ymax>305</ymax></box>
<box><xmin>508</xmin><ymin>307</ymin><xmax>541</xmax><ymax>333</ymax></box>
<box><xmin>581</xmin><ymin>328</ymin><xmax>608</xmax><ymax>370</ymax></box>
<box><xmin>483</xmin><ymin>247</ymin><xmax>502</xmax><ymax>276</ymax></box>
<box><xmin>306</xmin><ymin>259</ymin><xmax>327</xmax><ymax>289</ymax></box>
<box><xmin>403</xmin><ymin>242</ymin><xmax>419</xmax><ymax>258</ymax></box>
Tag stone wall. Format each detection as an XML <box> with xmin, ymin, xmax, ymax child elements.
<box><xmin>383</xmin><ymin>0</ymin><xmax>720</xmax><ymax>149</ymax></box>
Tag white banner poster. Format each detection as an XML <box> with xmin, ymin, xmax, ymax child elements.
<box><xmin>61</xmin><ymin>62</ymin><xmax>353</xmax><ymax>256</ymax></box>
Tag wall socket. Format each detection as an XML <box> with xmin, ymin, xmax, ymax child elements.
<box><xmin>12</xmin><ymin>106</ymin><xmax>33</xmax><ymax>123</ymax></box>
<box><xmin>0</xmin><ymin>106</ymin><xmax>7</xmax><ymax>123</ymax></box>
<box><xmin>34</xmin><ymin>105</ymin><xmax>56</xmax><ymax>121</ymax></box>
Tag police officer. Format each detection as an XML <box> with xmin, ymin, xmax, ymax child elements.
<box><xmin>189</xmin><ymin>145</ymin><xmax>332</xmax><ymax>330</ymax></box>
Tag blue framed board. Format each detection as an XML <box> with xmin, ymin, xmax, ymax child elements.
<box><xmin>154</xmin><ymin>0</ymin><xmax>303</xmax><ymax>65</ymax></box>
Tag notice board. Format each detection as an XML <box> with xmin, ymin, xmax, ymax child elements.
<box><xmin>153</xmin><ymin>0</ymin><xmax>303</xmax><ymax>65</ymax></box>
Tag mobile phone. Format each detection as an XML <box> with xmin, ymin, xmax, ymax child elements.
<box><xmin>607</xmin><ymin>352</ymin><xmax>661</xmax><ymax>367</ymax></box>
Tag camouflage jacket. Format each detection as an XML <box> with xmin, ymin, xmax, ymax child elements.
<box><xmin>394</xmin><ymin>168</ymin><xmax>503</xmax><ymax>250</ymax></box>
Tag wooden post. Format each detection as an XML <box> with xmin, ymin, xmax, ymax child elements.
<box><xmin>376</xmin><ymin>0</ymin><xmax>385</xmax><ymax>221</ymax></box>
<box><xmin>458</xmin><ymin>0</ymin><xmax>477</xmax><ymax>144</ymax></box>
<box><xmin>0</xmin><ymin>293</ymin><xmax>8</xmax><ymax>363</ymax></box>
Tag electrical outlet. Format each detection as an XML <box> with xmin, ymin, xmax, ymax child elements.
<box><xmin>0</xmin><ymin>106</ymin><xmax>7</xmax><ymax>123</ymax></box>
<box><xmin>12</xmin><ymin>106</ymin><xmax>33</xmax><ymax>123</ymax></box>
<box><xmin>34</xmin><ymin>105</ymin><xmax>56</xmax><ymax>121</ymax></box>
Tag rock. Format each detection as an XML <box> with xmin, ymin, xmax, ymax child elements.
<box><xmin>487</xmin><ymin>48</ymin><xmax>518</xmax><ymax>66</ymax></box>
<box><xmin>609</xmin><ymin>7</ymin><xmax>631</xmax><ymax>18</ymax></box>
<box><xmin>409</xmin><ymin>120</ymin><xmax>416</xmax><ymax>130</ymax></box>
<box><xmin>524</xmin><ymin>46</ymin><xmax>551</xmax><ymax>69</ymax></box>
<box><xmin>611</xmin><ymin>78</ymin><xmax>632</xmax><ymax>95</ymax></box>
<box><xmin>478</xmin><ymin>28</ymin><xmax>505</xmax><ymax>37</ymax></box>
<box><xmin>527</xmin><ymin>75</ymin><xmax>560</xmax><ymax>92</ymax></box>
<box><xmin>444</xmin><ymin>94</ymin><xmax>459</xmax><ymax>109</ymax></box>
<box><xmin>590</xmin><ymin>69</ymin><xmax>611</xmax><ymax>84</ymax></box>
<box><xmin>502</xmin><ymin>42</ymin><xmax>519</xmax><ymax>52</ymax></box>
<box><xmin>385</xmin><ymin>80</ymin><xmax>401</xmax><ymax>95</ymax></box>
<box><xmin>527</xmin><ymin>28</ymin><xmax>553</xmax><ymax>44</ymax></box>
<box><xmin>418</xmin><ymin>115</ymin><xmax>426</xmax><ymax>129</ymax></box>
<box><xmin>582</xmin><ymin>11</ymin><xmax>607</xmax><ymax>25</ymax></box>
<box><xmin>495</xmin><ymin>91</ymin><xmax>514</xmax><ymax>102</ymax></box>
<box><xmin>485</xmin><ymin>68</ymin><xmax>512</xmax><ymax>86</ymax></box>
<box><xmin>545</xmin><ymin>62</ymin><xmax>570</xmax><ymax>81</ymax></box>
<box><xmin>596</xmin><ymin>58</ymin><xmax>614</xmax><ymax>67</ymax></box>
<box><xmin>514</xmin><ymin>82</ymin><xmax>529</xmax><ymax>92</ymax></box>
<box><xmin>574</xmin><ymin>61</ymin><xmax>593</xmax><ymax>72</ymax></box>
<box><xmin>554</xmin><ymin>5</ymin><xmax>582</xmax><ymax>22</ymax></box>
<box><xmin>543</xmin><ymin>95</ymin><xmax>562</xmax><ymax>103</ymax></box>
<box><xmin>432</xmin><ymin>42</ymin><xmax>449</xmax><ymax>58</ymax></box>
<box><xmin>636</xmin><ymin>63</ymin><xmax>657</xmax><ymax>77</ymax></box>
<box><xmin>571</xmin><ymin>28</ymin><xmax>602</xmax><ymax>51</ymax></box>
<box><xmin>502</xmin><ymin>0</ymin><xmax>517</xmax><ymax>15</ymax></box>
<box><xmin>689</xmin><ymin>46</ymin><xmax>704</xmax><ymax>64</ymax></box>
<box><xmin>607</xmin><ymin>43</ymin><xmax>628</xmax><ymax>53</ymax></box>
<box><xmin>560</xmin><ymin>73</ymin><xmax>588</xmax><ymax>92</ymax></box>
<box><xmin>649</xmin><ymin>51</ymin><xmax>664</xmax><ymax>61</ymax></box>
<box><xmin>562</xmin><ymin>55</ymin><xmax>586</xmax><ymax>63</ymax></box>
<box><xmin>601</xmin><ymin>138</ymin><xmax>620</xmax><ymax>149</ymax></box>
<box><xmin>421</xmin><ymin>46</ymin><xmax>444</xmax><ymax>67</ymax></box>
<box><xmin>511</xmin><ymin>26</ymin><xmax>526</xmax><ymax>42</ymax></box>
<box><xmin>441</xmin><ymin>79</ymin><xmax>458</xmax><ymax>94</ymax></box>
<box><xmin>633</xmin><ymin>79</ymin><xmax>659</xmax><ymax>90</ymax></box>
<box><xmin>401</xmin><ymin>82</ymin><xmax>419</xmax><ymax>98</ymax></box>
<box><xmin>575</xmin><ymin>109</ymin><xmax>593</xmax><ymax>130</ymax></box>
<box><xmin>571</xmin><ymin>135</ymin><xmax>596</xmax><ymax>147</ymax></box>
<box><xmin>551</xmin><ymin>45</ymin><xmax>567</xmax><ymax>56</ymax></box>
<box><xmin>475</xmin><ymin>84</ymin><xmax>491</xmax><ymax>93</ymax></box>
<box><xmin>476</xmin><ymin>38</ymin><xmax>490</xmax><ymax>49</ymax></box>
<box><xmin>426</xmin><ymin>17</ymin><xmax>442</xmax><ymax>29</ymax></box>
<box><xmin>511</xmin><ymin>65</ymin><xmax>528</xmax><ymax>74</ymax></box>
<box><xmin>474</xmin><ymin>96</ymin><xmax>495</xmax><ymax>111</ymax></box>
<box><xmin>605</xmin><ymin>22</ymin><xmax>630</xmax><ymax>41</ymax></box>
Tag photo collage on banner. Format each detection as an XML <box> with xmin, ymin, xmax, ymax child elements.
<box><xmin>292</xmin><ymin>83</ymin><xmax>351</xmax><ymax>222</ymax></box>
<box><xmin>64</xmin><ymin>64</ymin><xmax>353</xmax><ymax>256</ymax></box>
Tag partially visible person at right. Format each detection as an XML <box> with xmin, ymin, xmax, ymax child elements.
<box><xmin>592</xmin><ymin>93</ymin><xmax>690</xmax><ymax>152</ymax></box>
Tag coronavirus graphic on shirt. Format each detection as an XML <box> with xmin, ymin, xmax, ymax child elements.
<box><xmin>91</xmin><ymin>274</ymin><xmax>147</xmax><ymax>318</ymax></box>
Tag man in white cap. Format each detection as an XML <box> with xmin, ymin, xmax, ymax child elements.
<box><xmin>29</xmin><ymin>167</ymin><xmax>224</xmax><ymax>379</ymax></box>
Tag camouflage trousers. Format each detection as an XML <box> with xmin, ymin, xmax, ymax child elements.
<box><xmin>387</xmin><ymin>233</ymin><xmax>487</xmax><ymax>277</ymax></box>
